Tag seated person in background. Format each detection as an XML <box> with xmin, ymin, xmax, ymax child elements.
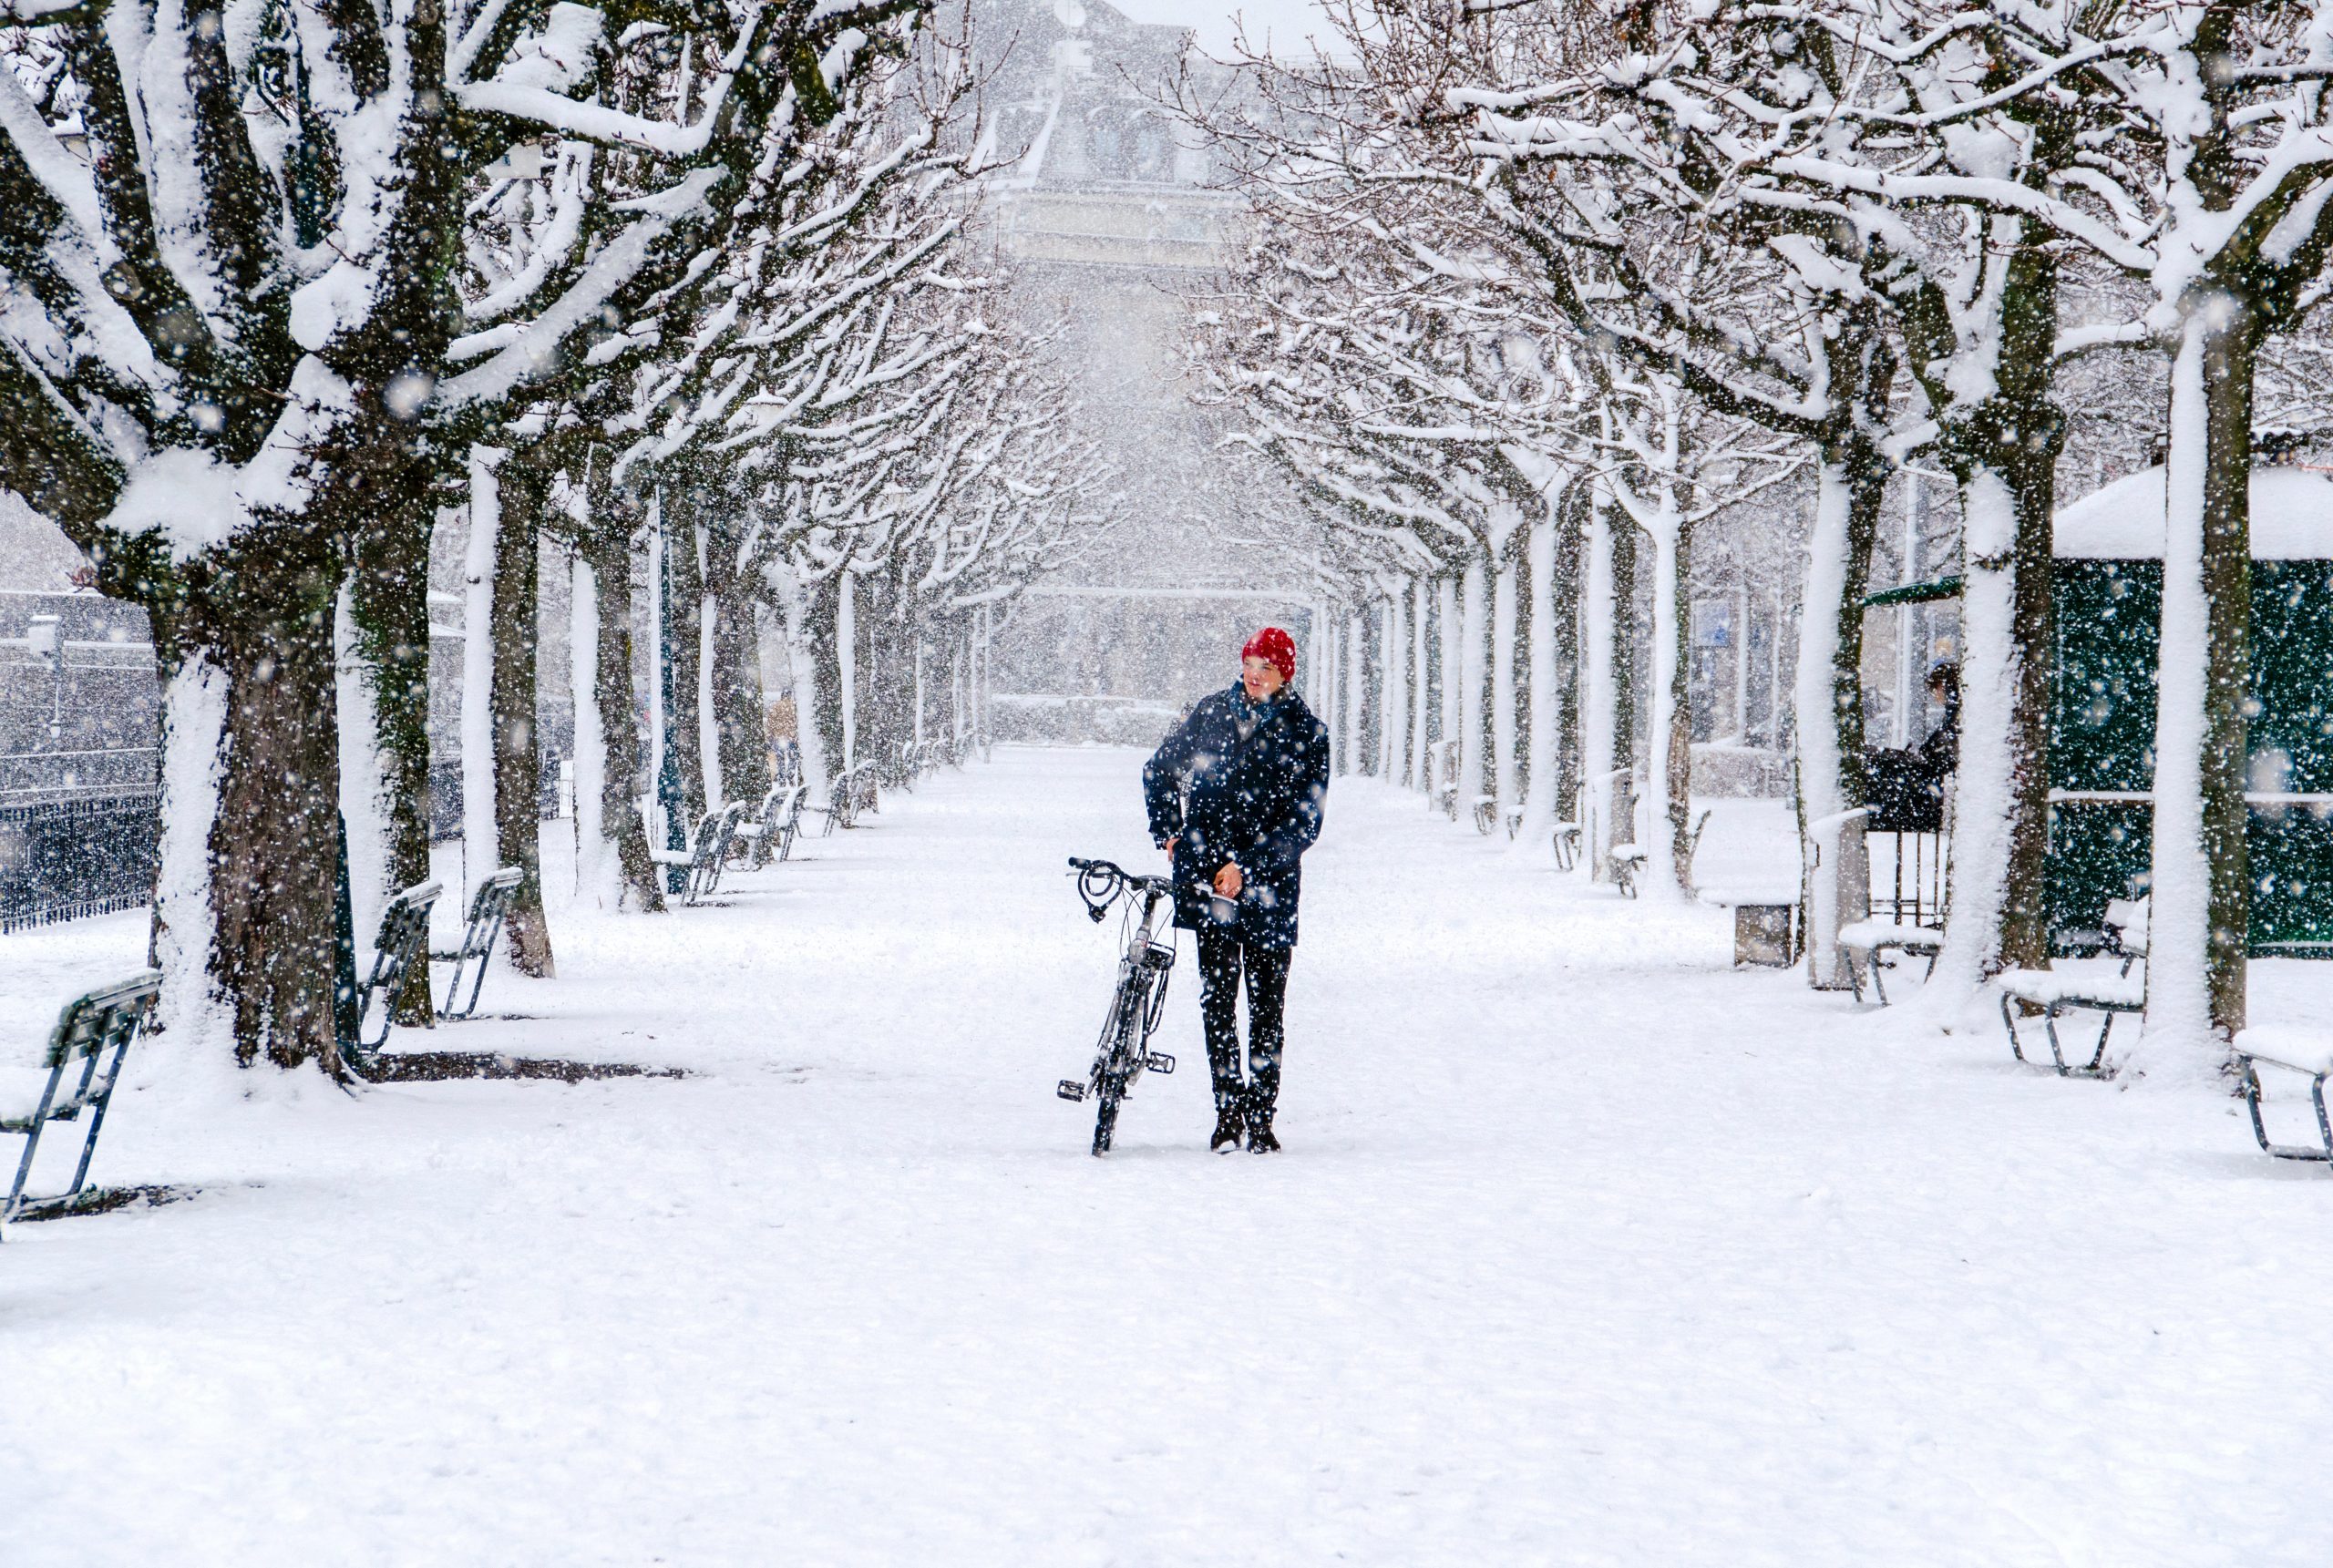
<box><xmin>1866</xmin><ymin>662</ymin><xmax>1959</xmax><ymax>832</ymax></box>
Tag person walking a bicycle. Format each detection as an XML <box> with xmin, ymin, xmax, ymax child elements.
<box><xmin>1143</xmin><ymin>627</ymin><xmax>1331</xmax><ymax>1153</ymax></box>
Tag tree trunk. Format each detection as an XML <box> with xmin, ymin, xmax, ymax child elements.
<box><xmin>569</xmin><ymin>548</ymin><xmax>614</xmax><ymax>906</ymax></box>
<box><xmin>1517</xmin><ymin>489</ymin><xmax>1565</xmax><ymax>852</ymax></box>
<box><xmin>344</xmin><ymin>481</ymin><xmax>436</xmax><ymax>1022</ymax></box>
<box><xmin>1794</xmin><ymin>451</ymin><xmax>1884</xmax><ymax>987</ymax></box>
<box><xmin>583</xmin><ymin>526</ymin><xmax>663</xmax><ymax>912</ymax></box>
<box><xmin>1642</xmin><ymin>512</ymin><xmax>1691</xmax><ymax>901</ymax></box>
<box><xmin>1611</xmin><ymin>509</ymin><xmax>1639</xmax><ymax>823</ymax></box>
<box><xmin>1457</xmin><ymin>556</ymin><xmax>1489</xmax><ymax>815</ymax></box>
<box><xmin>159</xmin><ymin>538</ymin><xmax>346</xmax><ymax>1070</ymax></box>
<box><xmin>663</xmin><ymin>501</ymin><xmax>707</xmax><ymax>822</ymax></box>
<box><xmin>2145</xmin><ymin>305</ymin><xmax>2255</xmax><ymax>1051</ymax></box>
<box><xmin>1409</xmin><ymin>576</ymin><xmax>1430</xmax><ymax>791</ymax></box>
<box><xmin>491</xmin><ymin>467</ymin><xmax>553</xmax><ymax>978</ymax></box>
<box><xmin>1552</xmin><ymin>487</ymin><xmax>1585</xmax><ymax>833</ymax></box>
<box><xmin>709</xmin><ymin>566</ymin><xmax>769</xmax><ymax>809</ymax></box>
<box><xmin>776</xmin><ymin>561</ymin><xmax>844</xmax><ymax>803</ymax></box>
<box><xmin>1491</xmin><ymin>538</ymin><xmax>1520</xmax><ymax>828</ymax></box>
<box><xmin>1372</xmin><ymin>589</ymin><xmax>1390</xmax><ymax>779</ymax></box>
<box><xmin>461</xmin><ymin>447</ymin><xmax>501</xmax><ymax>901</ymax></box>
<box><xmin>838</xmin><ymin>571</ymin><xmax>858</xmax><ymax>769</ymax></box>
<box><xmin>1436</xmin><ymin>575</ymin><xmax>1461</xmax><ymax>811</ymax></box>
<box><xmin>951</xmin><ymin>627</ymin><xmax>967</xmax><ymax>748</ymax></box>
<box><xmin>1916</xmin><ymin>241</ymin><xmax>2064</xmax><ymax>1009</ymax></box>
<box><xmin>1580</xmin><ymin>481</ymin><xmax>1619</xmax><ymax>876</ymax></box>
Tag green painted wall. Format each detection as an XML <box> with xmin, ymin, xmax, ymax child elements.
<box><xmin>2047</xmin><ymin>559</ymin><xmax>2333</xmax><ymax>954</ymax></box>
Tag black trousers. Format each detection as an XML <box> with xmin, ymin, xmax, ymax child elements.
<box><xmin>1195</xmin><ymin>928</ymin><xmax>1292</xmax><ymax>1116</ymax></box>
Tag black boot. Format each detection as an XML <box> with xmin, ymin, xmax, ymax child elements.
<box><xmin>1209</xmin><ymin>1098</ymin><xmax>1246</xmax><ymax>1153</ymax></box>
<box><xmin>1247</xmin><ymin>1102</ymin><xmax>1280</xmax><ymax>1153</ymax></box>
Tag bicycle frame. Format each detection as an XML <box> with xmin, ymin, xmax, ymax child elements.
<box><xmin>1058</xmin><ymin>856</ymin><xmax>1179</xmax><ymax>1154</ymax></box>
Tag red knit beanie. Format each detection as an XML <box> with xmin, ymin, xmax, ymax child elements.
<box><xmin>1241</xmin><ymin>626</ymin><xmax>1297</xmax><ymax>685</ymax></box>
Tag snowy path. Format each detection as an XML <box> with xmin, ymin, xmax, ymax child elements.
<box><xmin>5</xmin><ymin>746</ymin><xmax>2331</xmax><ymax>1565</ymax></box>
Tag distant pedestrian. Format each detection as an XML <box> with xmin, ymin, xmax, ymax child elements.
<box><xmin>1867</xmin><ymin>661</ymin><xmax>1960</xmax><ymax>831</ymax></box>
<box><xmin>1142</xmin><ymin>627</ymin><xmax>1331</xmax><ymax>1153</ymax></box>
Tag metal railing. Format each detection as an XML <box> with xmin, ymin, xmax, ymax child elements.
<box><xmin>0</xmin><ymin>789</ymin><xmax>159</xmax><ymax>932</ymax></box>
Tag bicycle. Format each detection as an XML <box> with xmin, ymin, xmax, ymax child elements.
<box><xmin>1056</xmin><ymin>856</ymin><xmax>1177</xmax><ymax>1155</ymax></box>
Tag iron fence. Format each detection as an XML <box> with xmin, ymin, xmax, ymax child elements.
<box><xmin>0</xmin><ymin>788</ymin><xmax>159</xmax><ymax>932</ymax></box>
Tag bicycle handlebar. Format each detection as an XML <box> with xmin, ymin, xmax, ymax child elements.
<box><xmin>1067</xmin><ymin>856</ymin><xmax>1175</xmax><ymax>920</ymax></box>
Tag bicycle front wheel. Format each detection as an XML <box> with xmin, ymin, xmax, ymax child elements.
<box><xmin>1089</xmin><ymin>978</ymin><xmax>1145</xmax><ymax>1155</ymax></box>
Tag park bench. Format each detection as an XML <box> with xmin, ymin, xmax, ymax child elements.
<box><xmin>1998</xmin><ymin>895</ymin><xmax>2149</xmax><ymax>1076</ymax></box>
<box><xmin>1429</xmin><ymin>741</ymin><xmax>1459</xmax><ymax>820</ymax></box>
<box><xmin>1700</xmin><ymin>883</ymin><xmax>1802</xmax><ymax>968</ymax></box>
<box><xmin>814</xmin><ymin>766</ymin><xmax>879</xmax><ymax>834</ymax></box>
<box><xmin>5</xmin><ymin>969</ymin><xmax>160</xmax><ymax>1226</ymax></box>
<box><xmin>2235</xmin><ymin>1026</ymin><xmax>2333</xmax><ymax>1163</ymax></box>
<box><xmin>811</xmin><ymin>769</ymin><xmax>860</xmax><ymax>835</ymax></box>
<box><xmin>1551</xmin><ymin>820</ymin><xmax>1582</xmax><ymax>870</ymax></box>
<box><xmin>1839</xmin><ymin>819</ymin><xmax>1949</xmax><ymax>1005</ymax></box>
<box><xmin>732</xmin><ymin>784</ymin><xmax>807</xmax><ymax>867</ymax></box>
<box><xmin>349</xmin><ymin>879</ymin><xmax>443</xmax><ymax>1060</ymax></box>
<box><xmin>438</xmin><ymin>866</ymin><xmax>525</xmax><ymax>1020</ymax></box>
<box><xmin>1604</xmin><ymin>813</ymin><xmax>1706</xmax><ymax>901</ymax></box>
<box><xmin>648</xmin><ymin>806</ymin><xmax>742</xmax><ymax>907</ymax></box>
<box><xmin>1472</xmin><ymin>794</ymin><xmax>1500</xmax><ymax>835</ymax></box>
<box><xmin>1608</xmin><ymin>842</ymin><xmax>1646</xmax><ymax>898</ymax></box>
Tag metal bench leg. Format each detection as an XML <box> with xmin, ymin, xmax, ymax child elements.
<box><xmin>1868</xmin><ymin>951</ymin><xmax>1890</xmax><ymax>1007</ymax></box>
<box><xmin>464</xmin><ymin>913</ymin><xmax>505</xmax><ymax>1016</ymax></box>
<box><xmin>441</xmin><ymin>950</ymin><xmax>469</xmax><ymax>1019</ymax></box>
<box><xmin>2042</xmin><ymin>1005</ymin><xmax>2113</xmax><ymax>1077</ymax></box>
<box><xmin>2002</xmin><ymin>992</ymin><xmax>2033</xmax><ymax>1068</ymax></box>
<box><xmin>6</xmin><ymin>1063</ymin><xmax>67</xmax><ymax>1221</ymax></box>
<box><xmin>2244</xmin><ymin>1060</ymin><xmax>2276</xmax><ymax>1153</ymax></box>
<box><xmin>2240</xmin><ymin>1061</ymin><xmax>2333</xmax><ymax>1160</ymax></box>
<box><xmin>64</xmin><ymin>1038</ymin><xmax>133</xmax><ymax>1199</ymax></box>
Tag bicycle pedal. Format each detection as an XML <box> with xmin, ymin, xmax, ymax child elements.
<box><xmin>1146</xmin><ymin>1052</ymin><xmax>1175</xmax><ymax>1075</ymax></box>
<box><xmin>1056</xmin><ymin>1080</ymin><xmax>1087</xmax><ymax>1102</ymax></box>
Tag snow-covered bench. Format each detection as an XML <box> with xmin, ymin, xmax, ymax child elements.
<box><xmin>650</xmin><ymin>807</ymin><xmax>741</xmax><ymax>907</ymax></box>
<box><xmin>1843</xmin><ymin>822</ymin><xmax>1950</xmax><ymax>1004</ymax></box>
<box><xmin>1701</xmin><ymin>883</ymin><xmax>1800</xmax><ymax>968</ymax></box>
<box><xmin>1998</xmin><ymin>897</ymin><xmax>2149</xmax><ymax>1076</ymax></box>
<box><xmin>2235</xmin><ymin>1027</ymin><xmax>2333</xmax><ymax>1163</ymax></box>
<box><xmin>1429</xmin><ymin>741</ymin><xmax>1459</xmax><ymax>820</ymax></box>
<box><xmin>1551</xmin><ymin>820</ymin><xmax>1581</xmax><ymax>870</ymax></box>
<box><xmin>1839</xmin><ymin>918</ymin><xmax>1943</xmax><ymax>1006</ymax></box>
<box><xmin>4</xmin><ymin>969</ymin><xmax>160</xmax><ymax>1227</ymax></box>
<box><xmin>812</xmin><ymin>768</ymin><xmax>869</xmax><ymax>835</ymax></box>
<box><xmin>1608</xmin><ymin>843</ymin><xmax>1646</xmax><ymax>898</ymax></box>
<box><xmin>349</xmin><ymin>879</ymin><xmax>442</xmax><ymax>1061</ymax></box>
<box><xmin>437</xmin><ymin>866</ymin><xmax>525</xmax><ymax>1019</ymax></box>
<box><xmin>732</xmin><ymin>784</ymin><xmax>806</xmax><ymax>868</ymax></box>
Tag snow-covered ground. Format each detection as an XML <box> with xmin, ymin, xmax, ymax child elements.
<box><xmin>5</xmin><ymin>746</ymin><xmax>2331</xmax><ymax>1565</ymax></box>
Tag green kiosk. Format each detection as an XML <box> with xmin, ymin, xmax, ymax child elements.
<box><xmin>1869</xmin><ymin>460</ymin><xmax>2333</xmax><ymax>956</ymax></box>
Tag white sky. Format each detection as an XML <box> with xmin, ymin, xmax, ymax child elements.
<box><xmin>1109</xmin><ymin>0</ymin><xmax>1343</xmax><ymax>56</ymax></box>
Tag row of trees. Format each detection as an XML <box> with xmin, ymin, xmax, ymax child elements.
<box><xmin>1181</xmin><ymin>0</ymin><xmax>2333</xmax><ymax>1051</ymax></box>
<box><xmin>0</xmin><ymin>0</ymin><xmax>1111</xmax><ymax>1072</ymax></box>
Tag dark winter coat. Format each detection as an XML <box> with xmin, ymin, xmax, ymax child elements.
<box><xmin>1143</xmin><ymin>685</ymin><xmax>1331</xmax><ymax>950</ymax></box>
